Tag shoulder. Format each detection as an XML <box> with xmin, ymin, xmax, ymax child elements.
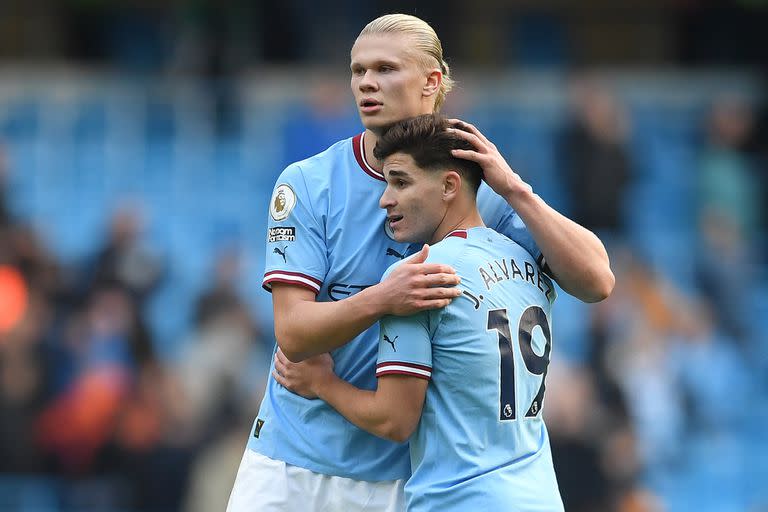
<box><xmin>425</xmin><ymin>237</ymin><xmax>467</xmax><ymax>267</ymax></box>
<box><xmin>289</xmin><ymin>136</ymin><xmax>353</xmax><ymax>176</ymax></box>
<box><xmin>381</xmin><ymin>257</ymin><xmax>407</xmax><ymax>282</ymax></box>
<box><xmin>274</xmin><ymin>136</ymin><xmax>354</xmax><ymax>194</ymax></box>
<box><xmin>482</xmin><ymin>228</ymin><xmax>535</xmax><ymax>261</ymax></box>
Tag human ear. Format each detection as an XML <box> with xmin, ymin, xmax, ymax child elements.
<box><xmin>442</xmin><ymin>171</ymin><xmax>461</xmax><ymax>201</ymax></box>
<box><xmin>423</xmin><ymin>69</ymin><xmax>441</xmax><ymax>99</ymax></box>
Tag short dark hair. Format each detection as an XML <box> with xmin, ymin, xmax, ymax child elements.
<box><xmin>373</xmin><ymin>114</ymin><xmax>483</xmax><ymax>193</ymax></box>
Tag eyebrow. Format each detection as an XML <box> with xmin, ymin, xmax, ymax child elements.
<box><xmin>350</xmin><ymin>57</ymin><xmax>401</xmax><ymax>70</ymax></box>
<box><xmin>385</xmin><ymin>169</ymin><xmax>409</xmax><ymax>178</ymax></box>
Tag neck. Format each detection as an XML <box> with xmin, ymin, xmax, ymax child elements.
<box><xmin>429</xmin><ymin>202</ymin><xmax>484</xmax><ymax>244</ymax></box>
<box><xmin>363</xmin><ymin>129</ymin><xmax>383</xmax><ymax>172</ymax></box>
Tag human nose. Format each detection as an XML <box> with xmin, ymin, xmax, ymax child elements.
<box><xmin>380</xmin><ymin>186</ymin><xmax>395</xmax><ymax>210</ymax></box>
<box><xmin>359</xmin><ymin>70</ymin><xmax>378</xmax><ymax>91</ymax></box>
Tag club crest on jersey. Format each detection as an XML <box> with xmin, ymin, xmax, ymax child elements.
<box><xmin>270</xmin><ymin>184</ymin><xmax>297</xmax><ymax>221</ymax></box>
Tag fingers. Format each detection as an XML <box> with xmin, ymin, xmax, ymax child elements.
<box><xmin>421</xmin><ymin>272</ymin><xmax>462</xmax><ymax>288</ymax></box>
<box><xmin>421</xmin><ymin>287</ymin><xmax>463</xmax><ymax>300</ymax></box>
<box><xmin>274</xmin><ymin>350</ymin><xmax>288</xmax><ymax>376</ymax></box>
<box><xmin>275</xmin><ymin>347</ymin><xmax>287</xmax><ymax>363</ymax></box>
<box><xmin>413</xmin><ymin>298</ymin><xmax>454</xmax><ymax>311</ymax></box>
<box><xmin>450</xmin><ymin>148</ymin><xmax>484</xmax><ymax>163</ymax></box>
<box><xmin>448</xmin><ymin>125</ymin><xmax>485</xmax><ymax>151</ymax></box>
<box><xmin>418</xmin><ymin>263</ymin><xmax>458</xmax><ymax>276</ymax></box>
<box><xmin>272</xmin><ymin>369</ymin><xmax>288</xmax><ymax>387</ymax></box>
<box><xmin>447</xmin><ymin>118</ymin><xmax>492</xmax><ymax>146</ymax></box>
<box><xmin>405</xmin><ymin>244</ymin><xmax>429</xmax><ymax>264</ymax></box>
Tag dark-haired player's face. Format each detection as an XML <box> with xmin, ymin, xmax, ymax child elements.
<box><xmin>350</xmin><ymin>34</ymin><xmax>434</xmax><ymax>134</ymax></box>
<box><xmin>380</xmin><ymin>152</ymin><xmax>447</xmax><ymax>244</ymax></box>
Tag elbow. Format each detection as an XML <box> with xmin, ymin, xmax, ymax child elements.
<box><xmin>275</xmin><ymin>328</ymin><xmax>308</xmax><ymax>363</ymax></box>
<box><xmin>583</xmin><ymin>268</ymin><xmax>615</xmax><ymax>303</ymax></box>
<box><xmin>379</xmin><ymin>418</ymin><xmax>417</xmax><ymax>444</ymax></box>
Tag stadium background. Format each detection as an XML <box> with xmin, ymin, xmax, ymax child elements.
<box><xmin>0</xmin><ymin>1</ymin><xmax>767</xmax><ymax>511</ymax></box>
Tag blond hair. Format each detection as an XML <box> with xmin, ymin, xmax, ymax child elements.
<box><xmin>358</xmin><ymin>14</ymin><xmax>454</xmax><ymax>112</ymax></box>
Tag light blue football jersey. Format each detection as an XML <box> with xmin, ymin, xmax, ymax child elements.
<box><xmin>251</xmin><ymin>132</ymin><xmax>545</xmax><ymax>481</ymax></box>
<box><xmin>376</xmin><ymin>227</ymin><xmax>563</xmax><ymax>510</ymax></box>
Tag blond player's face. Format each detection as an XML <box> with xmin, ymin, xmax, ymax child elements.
<box><xmin>350</xmin><ymin>34</ymin><xmax>435</xmax><ymax>134</ymax></box>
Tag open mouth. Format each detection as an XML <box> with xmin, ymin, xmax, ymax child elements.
<box><xmin>388</xmin><ymin>215</ymin><xmax>403</xmax><ymax>228</ymax></box>
<box><xmin>360</xmin><ymin>99</ymin><xmax>382</xmax><ymax>112</ymax></box>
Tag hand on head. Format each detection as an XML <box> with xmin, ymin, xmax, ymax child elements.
<box><xmin>447</xmin><ymin>118</ymin><xmax>533</xmax><ymax>201</ymax></box>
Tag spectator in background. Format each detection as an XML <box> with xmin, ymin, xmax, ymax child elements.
<box><xmin>0</xmin><ymin>144</ymin><xmax>11</xmax><ymax>228</ymax></box>
<box><xmin>111</xmin><ymin>361</ymin><xmax>198</xmax><ymax>512</ymax></box>
<box><xmin>746</xmin><ymin>102</ymin><xmax>768</xmax><ymax>247</ymax></box>
<box><xmin>88</xmin><ymin>203</ymin><xmax>164</xmax><ymax>304</ymax></box>
<box><xmin>601</xmin><ymin>250</ymin><xmax>688</xmax><ymax>468</ymax></box>
<box><xmin>0</xmin><ymin>264</ymin><xmax>50</xmax><ymax>474</ymax></box>
<box><xmin>547</xmin><ymin>351</ymin><xmax>651</xmax><ymax>511</ymax></box>
<box><xmin>36</xmin><ymin>284</ymin><xmax>154</xmax><ymax>474</ymax></box>
<box><xmin>559</xmin><ymin>80</ymin><xmax>633</xmax><ymax>237</ymax></box>
<box><xmin>696</xmin><ymin>95</ymin><xmax>759</xmax><ymax>343</ymax></box>
<box><xmin>546</xmin><ymin>363</ymin><xmax>613</xmax><ymax>511</ymax></box>
<box><xmin>698</xmin><ymin>95</ymin><xmax>760</xmax><ymax>239</ymax></box>
<box><xmin>176</xmin><ymin>245</ymin><xmax>265</xmax><ymax>440</ymax></box>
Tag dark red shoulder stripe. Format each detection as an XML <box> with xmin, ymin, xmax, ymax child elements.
<box><xmin>264</xmin><ymin>270</ymin><xmax>322</xmax><ymax>286</ymax></box>
<box><xmin>376</xmin><ymin>361</ymin><xmax>433</xmax><ymax>372</ymax></box>
<box><xmin>376</xmin><ymin>370</ymin><xmax>431</xmax><ymax>380</ymax></box>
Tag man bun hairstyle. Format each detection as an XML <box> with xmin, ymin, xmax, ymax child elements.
<box><xmin>374</xmin><ymin>114</ymin><xmax>483</xmax><ymax>193</ymax></box>
<box><xmin>359</xmin><ymin>14</ymin><xmax>454</xmax><ymax>112</ymax></box>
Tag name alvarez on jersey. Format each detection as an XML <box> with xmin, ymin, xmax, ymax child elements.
<box><xmin>477</xmin><ymin>256</ymin><xmax>554</xmax><ymax>301</ymax></box>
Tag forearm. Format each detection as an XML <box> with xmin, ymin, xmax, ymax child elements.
<box><xmin>508</xmin><ymin>188</ymin><xmax>614</xmax><ymax>302</ymax></box>
<box><xmin>316</xmin><ymin>377</ymin><xmax>408</xmax><ymax>442</ymax></box>
<box><xmin>275</xmin><ymin>285</ymin><xmax>387</xmax><ymax>361</ymax></box>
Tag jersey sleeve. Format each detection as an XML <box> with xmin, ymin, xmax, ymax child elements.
<box><xmin>262</xmin><ymin>164</ymin><xmax>328</xmax><ymax>295</ymax></box>
<box><xmin>476</xmin><ymin>183</ymin><xmax>546</xmax><ymax>269</ymax></box>
<box><xmin>376</xmin><ymin>312</ymin><xmax>433</xmax><ymax>381</ymax></box>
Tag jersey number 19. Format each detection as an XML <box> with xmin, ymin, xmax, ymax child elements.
<box><xmin>487</xmin><ymin>306</ymin><xmax>552</xmax><ymax>421</ymax></box>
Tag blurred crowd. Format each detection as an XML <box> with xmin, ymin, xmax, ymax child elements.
<box><xmin>0</xmin><ymin>80</ymin><xmax>766</xmax><ymax>512</ymax></box>
<box><xmin>0</xmin><ymin>153</ymin><xmax>269</xmax><ymax>510</ymax></box>
<box><xmin>545</xmin><ymin>86</ymin><xmax>767</xmax><ymax>512</ymax></box>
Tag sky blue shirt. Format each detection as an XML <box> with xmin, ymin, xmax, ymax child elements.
<box><xmin>377</xmin><ymin>227</ymin><xmax>563</xmax><ymax>511</ymax></box>
<box><xmin>251</xmin><ymin>132</ymin><xmax>544</xmax><ymax>481</ymax></box>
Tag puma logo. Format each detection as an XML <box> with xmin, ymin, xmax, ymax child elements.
<box><xmin>273</xmin><ymin>246</ymin><xmax>287</xmax><ymax>263</ymax></box>
<box><xmin>383</xmin><ymin>334</ymin><xmax>398</xmax><ymax>352</ymax></box>
<box><xmin>386</xmin><ymin>248</ymin><xmax>405</xmax><ymax>259</ymax></box>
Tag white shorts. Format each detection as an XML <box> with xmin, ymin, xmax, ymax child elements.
<box><xmin>226</xmin><ymin>449</ymin><xmax>405</xmax><ymax>512</ymax></box>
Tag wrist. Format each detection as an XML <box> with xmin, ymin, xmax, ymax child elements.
<box><xmin>314</xmin><ymin>373</ymin><xmax>337</xmax><ymax>400</ymax></box>
<box><xmin>504</xmin><ymin>184</ymin><xmax>539</xmax><ymax>214</ymax></box>
<box><xmin>356</xmin><ymin>281</ymin><xmax>392</xmax><ymax>317</ymax></box>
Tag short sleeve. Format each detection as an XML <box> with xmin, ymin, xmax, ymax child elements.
<box><xmin>376</xmin><ymin>312</ymin><xmax>432</xmax><ymax>381</ymax></box>
<box><xmin>476</xmin><ymin>183</ymin><xmax>545</xmax><ymax>269</ymax></box>
<box><xmin>262</xmin><ymin>164</ymin><xmax>328</xmax><ymax>294</ymax></box>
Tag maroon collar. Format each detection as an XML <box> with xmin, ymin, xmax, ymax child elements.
<box><xmin>352</xmin><ymin>132</ymin><xmax>385</xmax><ymax>181</ymax></box>
<box><xmin>445</xmin><ymin>229</ymin><xmax>468</xmax><ymax>239</ymax></box>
